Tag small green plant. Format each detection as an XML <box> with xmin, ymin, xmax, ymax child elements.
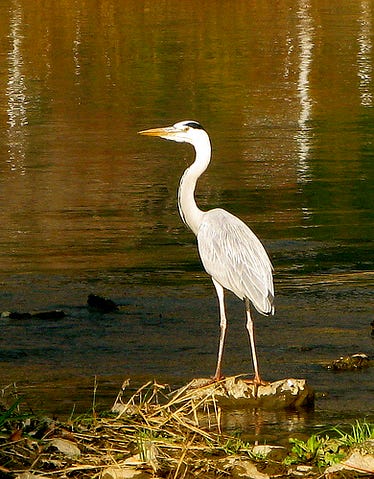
<box><xmin>284</xmin><ymin>434</ymin><xmax>345</xmax><ymax>467</ymax></box>
<box><xmin>247</xmin><ymin>448</ymin><xmax>269</xmax><ymax>462</ymax></box>
<box><xmin>221</xmin><ymin>436</ymin><xmax>244</xmax><ymax>454</ymax></box>
<box><xmin>220</xmin><ymin>435</ymin><xmax>250</xmax><ymax>455</ymax></box>
<box><xmin>284</xmin><ymin>434</ymin><xmax>324</xmax><ymax>465</ymax></box>
<box><xmin>332</xmin><ymin>420</ymin><xmax>374</xmax><ymax>447</ymax></box>
<box><xmin>284</xmin><ymin>421</ymin><xmax>374</xmax><ymax>468</ymax></box>
<box><xmin>0</xmin><ymin>398</ymin><xmax>22</xmax><ymax>429</ymax></box>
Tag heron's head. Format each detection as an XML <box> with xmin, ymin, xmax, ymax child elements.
<box><xmin>138</xmin><ymin>120</ymin><xmax>208</xmax><ymax>146</ymax></box>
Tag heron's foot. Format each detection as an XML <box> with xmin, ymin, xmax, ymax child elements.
<box><xmin>243</xmin><ymin>376</ymin><xmax>269</xmax><ymax>398</ymax></box>
<box><xmin>243</xmin><ymin>377</ymin><xmax>269</xmax><ymax>387</ymax></box>
<box><xmin>211</xmin><ymin>374</ymin><xmax>225</xmax><ymax>383</ymax></box>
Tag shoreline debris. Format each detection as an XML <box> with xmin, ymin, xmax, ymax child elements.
<box><xmin>326</xmin><ymin>353</ymin><xmax>370</xmax><ymax>371</ymax></box>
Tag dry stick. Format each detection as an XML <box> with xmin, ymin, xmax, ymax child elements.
<box><xmin>134</xmin><ymin>383</ymin><xmax>222</xmax><ymax>445</ymax></box>
<box><xmin>173</xmin><ymin>434</ymin><xmax>196</xmax><ymax>479</ymax></box>
<box><xmin>115</xmin><ymin>380</ymin><xmax>153</xmax><ymax>418</ymax></box>
<box><xmin>112</xmin><ymin>378</ymin><xmax>130</xmax><ymax>407</ymax></box>
<box><xmin>211</xmin><ymin>392</ymin><xmax>222</xmax><ymax>434</ymax></box>
<box><xmin>178</xmin><ymin>390</ymin><xmax>220</xmax><ymax>427</ymax></box>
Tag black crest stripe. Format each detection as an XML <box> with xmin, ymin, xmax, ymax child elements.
<box><xmin>185</xmin><ymin>121</ymin><xmax>204</xmax><ymax>130</ymax></box>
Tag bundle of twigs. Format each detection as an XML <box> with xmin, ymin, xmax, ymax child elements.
<box><xmin>0</xmin><ymin>379</ymin><xmax>234</xmax><ymax>479</ymax></box>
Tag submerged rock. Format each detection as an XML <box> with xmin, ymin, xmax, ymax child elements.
<box><xmin>87</xmin><ymin>294</ymin><xmax>119</xmax><ymax>313</ymax></box>
<box><xmin>183</xmin><ymin>376</ymin><xmax>314</xmax><ymax>410</ymax></box>
<box><xmin>32</xmin><ymin>310</ymin><xmax>66</xmax><ymax>320</ymax></box>
<box><xmin>326</xmin><ymin>353</ymin><xmax>370</xmax><ymax>371</ymax></box>
<box><xmin>1</xmin><ymin>311</ymin><xmax>32</xmax><ymax>319</ymax></box>
<box><xmin>1</xmin><ymin>310</ymin><xmax>65</xmax><ymax>320</ymax></box>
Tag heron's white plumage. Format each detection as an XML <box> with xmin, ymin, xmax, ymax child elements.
<box><xmin>197</xmin><ymin>208</ymin><xmax>274</xmax><ymax>314</ymax></box>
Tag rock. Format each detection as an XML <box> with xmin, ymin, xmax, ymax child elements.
<box><xmin>229</xmin><ymin>459</ymin><xmax>270</xmax><ymax>479</ymax></box>
<box><xmin>252</xmin><ymin>445</ymin><xmax>287</xmax><ymax>462</ymax></box>
<box><xmin>326</xmin><ymin>353</ymin><xmax>370</xmax><ymax>371</ymax></box>
<box><xmin>87</xmin><ymin>294</ymin><xmax>118</xmax><ymax>313</ymax></box>
<box><xmin>1</xmin><ymin>311</ymin><xmax>32</xmax><ymax>319</ymax></box>
<box><xmin>344</xmin><ymin>450</ymin><xmax>374</xmax><ymax>473</ymax></box>
<box><xmin>295</xmin><ymin>464</ymin><xmax>314</xmax><ymax>473</ymax></box>
<box><xmin>359</xmin><ymin>439</ymin><xmax>374</xmax><ymax>455</ymax></box>
<box><xmin>32</xmin><ymin>310</ymin><xmax>65</xmax><ymax>320</ymax></box>
<box><xmin>49</xmin><ymin>438</ymin><xmax>81</xmax><ymax>458</ymax></box>
<box><xmin>1</xmin><ymin>310</ymin><xmax>65</xmax><ymax>320</ymax></box>
<box><xmin>185</xmin><ymin>376</ymin><xmax>314</xmax><ymax>410</ymax></box>
<box><xmin>325</xmin><ymin>449</ymin><xmax>374</xmax><ymax>475</ymax></box>
<box><xmin>101</xmin><ymin>467</ymin><xmax>150</xmax><ymax>479</ymax></box>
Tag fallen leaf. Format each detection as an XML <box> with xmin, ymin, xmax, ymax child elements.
<box><xmin>9</xmin><ymin>429</ymin><xmax>23</xmax><ymax>441</ymax></box>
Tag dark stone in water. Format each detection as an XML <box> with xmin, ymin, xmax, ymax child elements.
<box><xmin>32</xmin><ymin>310</ymin><xmax>66</xmax><ymax>320</ymax></box>
<box><xmin>87</xmin><ymin>294</ymin><xmax>118</xmax><ymax>313</ymax></box>
<box><xmin>6</xmin><ymin>312</ymin><xmax>32</xmax><ymax>319</ymax></box>
<box><xmin>1</xmin><ymin>310</ymin><xmax>65</xmax><ymax>320</ymax></box>
<box><xmin>326</xmin><ymin>353</ymin><xmax>370</xmax><ymax>371</ymax></box>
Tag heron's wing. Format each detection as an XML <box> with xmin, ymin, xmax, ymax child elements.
<box><xmin>197</xmin><ymin>208</ymin><xmax>274</xmax><ymax>314</ymax></box>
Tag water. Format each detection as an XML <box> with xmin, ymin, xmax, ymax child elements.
<box><xmin>0</xmin><ymin>0</ymin><xmax>373</xmax><ymax>439</ymax></box>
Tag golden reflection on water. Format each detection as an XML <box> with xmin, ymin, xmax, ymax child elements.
<box><xmin>0</xmin><ymin>0</ymin><xmax>372</xmax><ymax>280</ymax></box>
<box><xmin>295</xmin><ymin>0</ymin><xmax>314</xmax><ymax>185</ymax></box>
<box><xmin>357</xmin><ymin>0</ymin><xmax>373</xmax><ymax>107</ymax></box>
<box><xmin>7</xmin><ymin>0</ymin><xmax>28</xmax><ymax>174</ymax></box>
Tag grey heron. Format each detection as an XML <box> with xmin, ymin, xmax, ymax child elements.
<box><xmin>139</xmin><ymin>120</ymin><xmax>274</xmax><ymax>384</ymax></box>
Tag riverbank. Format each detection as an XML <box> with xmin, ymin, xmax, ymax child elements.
<box><xmin>1</xmin><ymin>379</ymin><xmax>373</xmax><ymax>478</ymax></box>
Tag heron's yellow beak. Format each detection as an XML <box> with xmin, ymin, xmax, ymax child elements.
<box><xmin>138</xmin><ymin>126</ymin><xmax>180</xmax><ymax>140</ymax></box>
<box><xmin>139</xmin><ymin>127</ymin><xmax>164</xmax><ymax>137</ymax></box>
<box><xmin>138</xmin><ymin>127</ymin><xmax>171</xmax><ymax>137</ymax></box>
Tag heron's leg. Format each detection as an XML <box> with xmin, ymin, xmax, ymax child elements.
<box><xmin>212</xmin><ymin>278</ymin><xmax>227</xmax><ymax>381</ymax></box>
<box><xmin>245</xmin><ymin>298</ymin><xmax>262</xmax><ymax>384</ymax></box>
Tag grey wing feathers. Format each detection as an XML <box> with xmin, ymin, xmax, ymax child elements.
<box><xmin>197</xmin><ymin>209</ymin><xmax>274</xmax><ymax>315</ymax></box>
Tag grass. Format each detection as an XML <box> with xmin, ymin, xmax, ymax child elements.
<box><xmin>332</xmin><ymin>420</ymin><xmax>374</xmax><ymax>447</ymax></box>
<box><xmin>0</xmin><ymin>380</ymin><xmax>373</xmax><ymax>478</ymax></box>
<box><xmin>284</xmin><ymin>421</ymin><xmax>374</xmax><ymax>468</ymax></box>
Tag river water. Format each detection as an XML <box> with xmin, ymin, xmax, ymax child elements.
<box><xmin>0</xmin><ymin>0</ymin><xmax>373</xmax><ymax>441</ymax></box>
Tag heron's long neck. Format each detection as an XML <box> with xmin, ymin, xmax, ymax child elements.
<box><xmin>178</xmin><ymin>138</ymin><xmax>211</xmax><ymax>235</ymax></box>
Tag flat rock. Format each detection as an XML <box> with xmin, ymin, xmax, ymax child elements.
<box><xmin>344</xmin><ymin>450</ymin><xmax>374</xmax><ymax>473</ymax></box>
<box><xmin>101</xmin><ymin>467</ymin><xmax>150</xmax><ymax>479</ymax></box>
<box><xmin>49</xmin><ymin>438</ymin><xmax>81</xmax><ymax>458</ymax></box>
<box><xmin>232</xmin><ymin>460</ymin><xmax>270</xmax><ymax>479</ymax></box>
<box><xmin>185</xmin><ymin>376</ymin><xmax>314</xmax><ymax>409</ymax></box>
<box><xmin>325</xmin><ymin>449</ymin><xmax>374</xmax><ymax>475</ymax></box>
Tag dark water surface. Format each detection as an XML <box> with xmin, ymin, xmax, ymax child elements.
<box><xmin>0</xmin><ymin>0</ymin><xmax>373</xmax><ymax>440</ymax></box>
